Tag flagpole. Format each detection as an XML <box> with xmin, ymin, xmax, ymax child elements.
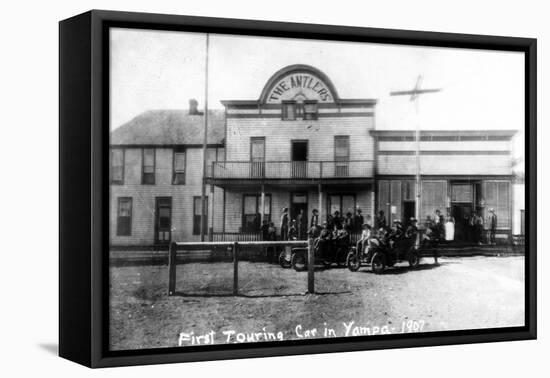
<box><xmin>200</xmin><ymin>33</ymin><xmax>210</xmax><ymax>241</ymax></box>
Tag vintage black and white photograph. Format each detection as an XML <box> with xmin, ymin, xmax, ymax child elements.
<box><xmin>108</xmin><ymin>28</ymin><xmax>526</xmax><ymax>351</ymax></box>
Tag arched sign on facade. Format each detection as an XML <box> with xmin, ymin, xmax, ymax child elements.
<box><xmin>259</xmin><ymin>64</ymin><xmax>339</xmax><ymax>104</ymax></box>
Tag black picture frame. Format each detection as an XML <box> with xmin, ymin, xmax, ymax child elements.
<box><xmin>59</xmin><ymin>9</ymin><xmax>537</xmax><ymax>368</ymax></box>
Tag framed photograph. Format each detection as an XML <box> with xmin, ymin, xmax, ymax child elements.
<box><xmin>59</xmin><ymin>10</ymin><xmax>536</xmax><ymax>368</ymax></box>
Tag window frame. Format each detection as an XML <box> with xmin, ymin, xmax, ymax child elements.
<box><xmin>141</xmin><ymin>148</ymin><xmax>156</xmax><ymax>185</ymax></box>
<box><xmin>282</xmin><ymin>101</ymin><xmax>297</xmax><ymax>121</ymax></box>
<box><xmin>116</xmin><ymin>197</ymin><xmax>132</xmax><ymax>236</ymax></box>
<box><xmin>334</xmin><ymin>135</ymin><xmax>350</xmax><ymax>161</ymax></box>
<box><xmin>242</xmin><ymin>194</ymin><xmax>272</xmax><ymax>232</ymax></box>
<box><xmin>303</xmin><ymin>100</ymin><xmax>318</xmax><ymax>120</ymax></box>
<box><xmin>172</xmin><ymin>148</ymin><xmax>186</xmax><ymax>185</ymax></box>
<box><xmin>193</xmin><ymin>196</ymin><xmax>209</xmax><ymax>235</ymax></box>
<box><xmin>110</xmin><ymin>148</ymin><xmax>125</xmax><ymax>185</ymax></box>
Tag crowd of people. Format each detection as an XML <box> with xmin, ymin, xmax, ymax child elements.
<box><xmin>258</xmin><ymin>206</ymin><xmax>498</xmax><ymax>246</ymax></box>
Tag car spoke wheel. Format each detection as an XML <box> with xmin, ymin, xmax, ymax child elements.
<box><xmin>408</xmin><ymin>249</ymin><xmax>420</xmax><ymax>267</ymax></box>
<box><xmin>279</xmin><ymin>251</ymin><xmax>291</xmax><ymax>268</ymax></box>
<box><xmin>347</xmin><ymin>251</ymin><xmax>361</xmax><ymax>272</ymax></box>
<box><xmin>371</xmin><ymin>252</ymin><xmax>385</xmax><ymax>274</ymax></box>
<box><xmin>291</xmin><ymin>253</ymin><xmax>307</xmax><ymax>272</ymax></box>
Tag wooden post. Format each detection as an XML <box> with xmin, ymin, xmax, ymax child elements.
<box><xmin>318</xmin><ymin>184</ymin><xmax>323</xmax><ymax>222</ymax></box>
<box><xmin>233</xmin><ymin>242</ymin><xmax>239</xmax><ymax>295</ymax></box>
<box><xmin>168</xmin><ymin>242</ymin><xmax>177</xmax><ymax>296</ymax></box>
<box><xmin>260</xmin><ymin>184</ymin><xmax>265</xmax><ymax>225</ymax></box>
<box><xmin>307</xmin><ymin>238</ymin><xmax>314</xmax><ymax>294</ymax></box>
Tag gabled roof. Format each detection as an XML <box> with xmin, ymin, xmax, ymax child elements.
<box><xmin>110</xmin><ymin>109</ymin><xmax>225</xmax><ymax>146</ymax></box>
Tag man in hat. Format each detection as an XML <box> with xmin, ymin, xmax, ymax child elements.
<box><xmin>489</xmin><ymin>208</ymin><xmax>498</xmax><ymax>245</ymax></box>
<box><xmin>354</xmin><ymin>208</ymin><xmax>364</xmax><ymax>233</ymax></box>
<box><xmin>375</xmin><ymin>210</ymin><xmax>387</xmax><ymax>230</ymax></box>
<box><xmin>406</xmin><ymin>217</ymin><xmax>419</xmax><ymax>239</ymax></box>
<box><xmin>310</xmin><ymin>208</ymin><xmax>319</xmax><ymax>228</ymax></box>
<box><xmin>280</xmin><ymin>207</ymin><xmax>289</xmax><ymax>241</ymax></box>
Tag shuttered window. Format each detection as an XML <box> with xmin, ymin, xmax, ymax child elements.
<box><xmin>484</xmin><ymin>181</ymin><xmax>510</xmax><ymax>229</ymax></box>
<box><xmin>421</xmin><ymin>181</ymin><xmax>447</xmax><ymax>222</ymax></box>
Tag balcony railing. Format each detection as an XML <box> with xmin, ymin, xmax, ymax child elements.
<box><xmin>207</xmin><ymin>160</ymin><xmax>374</xmax><ymax>180</ymax></box>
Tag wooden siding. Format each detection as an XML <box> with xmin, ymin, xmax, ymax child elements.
<box><xmin>109</xmin><ymin>147</ymin><xmax>223</xmax><ymax>246</ymax></box>
<box><xmin>225</xmin><ymin>116</ymin><xmax>375</xmax><ymax>163</ymax></box>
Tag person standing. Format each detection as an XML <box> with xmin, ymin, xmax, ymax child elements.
<box><xmin>445</xmin><ymin>212</ymin><xmax>455</xmax><ymax>241</ymax></box>
<box><xmin>489</xmin><ymin>208</ymin><xmax>498</xmax><ymax>245</ymax></box>
<box><xmin>376</xmin><ymin>210</ymin><xmax>387</xmax><ymax>230</ymax></box>
<box><xmin>280</xmin><ymin>207</ymin><xmax>289</xmax><ymax>241</ymax></box>
<box><xmin>354</xmin><ymin>208</ymin><xmax>364</xmax><ymax>233</ymax></box>
<box><xmin>297</xmin><ymin>209</ymin><xmax>307</xmax><ymax>239</ymax></box>
<box><xmin>344</xmin><ymin>211</ymin><xmax>354</xmax><ymax>231</ymax></box>
<box><xmin>310</xmin><ymin>208</ymin><xmax>319</xmax><ymax>228</ymax></box>
<box><xmin>261</xmin><ymin>219</ymin><xmax>270</xmax><ymax>240</ymax></box>
<box><xmin>333</xmin><ymin>210</ymin><xmax>343</xmax><ymax>230</ymax></box>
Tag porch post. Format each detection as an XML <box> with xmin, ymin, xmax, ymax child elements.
<box><xmin>318</xmin><ymin>184</ymin><xmax>323</xmax><ymax>222</ymax></box>
<box><xmin>209</xmin><ymin>185</ymin><xmax>214</xmax><ymax>241</ymax></box>
<box><xmin>260</xmin><ymin>184</ymin><xmax>265</xmax><ymax>225</ymax></box>
<box><xmin>371</xmin><ymin>183</ymin><xmax>375</xmax><ymax>225</ymax></box>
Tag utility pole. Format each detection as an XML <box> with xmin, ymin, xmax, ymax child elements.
<box><xmin>390</xmin><ymin>75</ymin><xmax>441</xmax><ymax>222</ymax></box>
<box><xmin>200</xmin><ymin>34</ymin><xmax>210</xmax><ymax>241</ymax></box>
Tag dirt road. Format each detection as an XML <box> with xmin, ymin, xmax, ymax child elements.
<box><xmin>109</xmin><ymin>255</ymin><xmax>524</xmax><ymax>350</ymax></box>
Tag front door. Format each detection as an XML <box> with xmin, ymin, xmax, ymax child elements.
<box><xmin>452</xmin><ymin>204</ymin><xmax>472</xmax><ymax>242</ymax></box>
<box><xmin>155</xmin><ymin>197</ymin><xmax>172</xmax><ymax>245</ymax></box>
<box><xmin>291</xmin><ymin>140</ymin><xmax>308</xmax><ymax>178</ymax></box>
<box><xmin>403</xmin><ymin>201</ymin><xmax>415</xmax><ymax>224</ymax></box>
<box><xmin>290</xmin><ymin>192</ymin><xmax>308</xmax><ymax>239</ymax></box>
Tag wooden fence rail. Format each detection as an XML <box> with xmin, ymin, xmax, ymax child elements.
<box><xmin>168</xmin><ymin>240</ymin><xmax>310</xmax><ymax>296</ymax></box>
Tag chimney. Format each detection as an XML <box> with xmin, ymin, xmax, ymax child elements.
<box><xmin>188</xmin><ymin>99</ymin><xmax>203</xmax><ymax>115</ymax></box>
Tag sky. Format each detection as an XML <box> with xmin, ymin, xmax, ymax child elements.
<box><xmin>110</xmin><ymin>28</ymin><xmax>525</xmax><ymax>160</ymax></box>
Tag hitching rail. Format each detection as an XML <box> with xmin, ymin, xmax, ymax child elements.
<box><xmin>168</xmin><ymin>240</ymin><xmax>313</xmax><ymax>296</ymax></box>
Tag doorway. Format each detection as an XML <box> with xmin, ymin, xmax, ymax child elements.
<box><xmin>291</xmin><ymin>140</ymin><xmax>308</xmax><ymax>178</ymax></box>
<box><xmin>403</xmin><ymin>201</ymin><xmax>415</xmax><ymax>224</ymax></box>
<box><xmin>290</xmin><ymin>192</ymin><xmax>308</xmax><ymax>239</ymax></box>
<box><xmin>155</xmin><ymin>197</ymin><xmax>172</xmax><ymax>245</ymax></box>
<box><xmin>452</xmin><ymin>203</ymin><xmax>472</xmax><ymax>242</ymax></box>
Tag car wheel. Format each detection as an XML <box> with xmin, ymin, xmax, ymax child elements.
<box><xmin>347</xmin><ymin>251</ymin><xmax>361</xmax><ymax>272</ymax></box>
<box><xmin>291</xmin><ymin>252</ymin><xmax>307</xmax><ymax>272</ymax></box>
<box><xmin>371</xmin><ymin>252</ymin><xmax>385</xmax><ymax>274</ymax></box>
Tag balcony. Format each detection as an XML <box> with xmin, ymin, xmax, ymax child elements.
<box><xmin>206</xmin><ymin>160</ymin><xmax>374</xmax><ymax>185</ymax></box>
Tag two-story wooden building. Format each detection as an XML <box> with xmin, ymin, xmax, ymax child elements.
<box><xmin>109</xmin><ymin>64</ymin><xmax>519</xmax><ymax>248</ymax></box>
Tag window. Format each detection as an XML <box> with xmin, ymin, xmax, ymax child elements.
<box><xmin>172</xmin><ymin>149</ymin><xmax>186</xmax><ymax>184</ymax></box>
<box><xmin>328</xmin><ymin>194</ymin><xmax>356</xmax><ymax>218</ymax></box>
<box><xmin>116</xmin><ymin>197</ymin><xmax>132</xmax><ymax>236</ymax></box>
<box><xmin>155</xmin><ymin>197</ymin><xmax>172</xmax><ymax>244</ymax></box>
<box><xmin>242</xmin><ymin>194</ymin><xmax>271</xmax><ymax>232</ymax></box>
<box><xmin>282</xmin><ymin>101</ymin><xmax>297</xmax><ymax>120</ymax></box>
<box><xmin>484</xmin><ymin>181</ymin><xmax>510</xmax><ymax>229</ymax></box>
<box><xmin>142</xmin><ymin>148</ymin><xmax>155</xmax><ymax>185</ymax></box>
<box><xmin>193</xmin><ymin>196</ymin><xmax>208</xmax><ymax>235</ymax></box>
<box><xmin>334</xmin><ymin>136</ymin><xmax>350</xmax><ymax>177</ymax></box>
<box><xmin>303</xmin><ymin>101</ymin><xmax>318</xmax><ymax>120</ymax></box>
<box><xmin>250</xmin><ymin>137</ymin><xmax>265</xmax><ymax>177</ymax></box>
<box><xmin>110</xmin><ymin>149</ymin><xmax>124</xmax><ymax>184</ymax></box>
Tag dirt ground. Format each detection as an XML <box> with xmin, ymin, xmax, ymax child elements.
<box><xmin>109</xmin><ymin>255</ymin><xmax>525</xmax><ymax>350</ymax></box>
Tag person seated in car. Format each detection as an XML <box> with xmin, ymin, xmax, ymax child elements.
<box><xmin>317</xmin><ymin>221</ymin><xmax>332</xmax><ymax>258</ymax></box>
<box><xmin>356</xmin><ymin>223</ymin><xmax>373</xmax><ymax>256</ymax></box>
<box><xmin>406</xmin><ymin>217</ymin><xmax>419</xmax><ymax>239</ymax></box>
